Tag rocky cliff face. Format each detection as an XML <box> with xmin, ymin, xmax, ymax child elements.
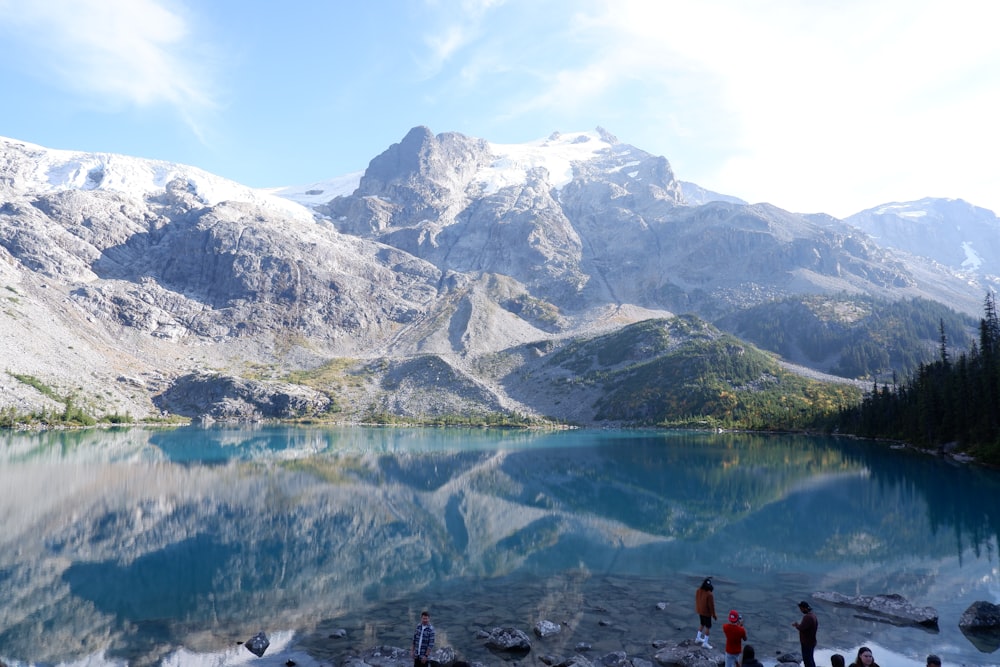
<box><xmin>846</xmin><ymin>197</ymin><xmax>1000</xmax><ymax>279</ymax></box>
<box><xmin>0</xmin><ymin>130</ymin><xmax>986</xmax><ymax>422</ymax></box>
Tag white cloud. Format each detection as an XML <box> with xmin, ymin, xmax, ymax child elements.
<box><xmin>421</xmin><ymin>0</ymin><xmax>1000</xmax><ymax>214</ymax></box>
<box><xmin>418</xmin><ymin>0</ymin><xmax>508</xmax><ymax>78</ymax></box>
<box><xmin>0</xmin><ymin>0</ymin><xmax>217</xmax><ymax>139</ymax></box>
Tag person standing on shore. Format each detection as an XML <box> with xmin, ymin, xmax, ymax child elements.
<box><xmin>792</xmin><ymin>600</ymin><xmax>818</xmax><ymax>667</ymax></box>
<box><xmin>695</xmin><ymin>577</ymin><xmax>718</xmax><ymax>649</ymax></box>
<box><xmin>412</xmin><ymin>610</ymin><xmax>435</xmax><ymax>667</ymax></box>
<box><xmin>723</xmin><ymin>609</ymin><xmax>747</xmax><ymax>667</ymax></box>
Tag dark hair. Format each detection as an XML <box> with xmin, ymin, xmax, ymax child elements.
<box><xmin>831</xmin><ymin>654</ymin><xmax>846</xmax><ymax>667</ymax></box>
<box><xmin>853</xmin><ymin>647</ymin><xmax>874</xmax><ymax>666</ymax></box>
<box><xmin>926</xmin><ymin>655</ymin><xmax>941</xmax><ymax>666</ymax></box>
<box><xmin>742</xmin><ymin>645</ymin><xmax>756</xmax><ymax>661</ymax></box>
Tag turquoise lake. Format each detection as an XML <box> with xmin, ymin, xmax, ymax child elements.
<box><xmin>0</xmin><ymin>426</ymin><xmax>997</xmax><ymax>667</ymax></box>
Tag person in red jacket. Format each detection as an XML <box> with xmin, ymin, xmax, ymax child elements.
<box><xmin>695</xmin><ymin>577</ymin><xmax>717</xmax><ymax>649</ymax></box>
<box><xmin>723</xmin><ymin>610</ymin><xmax>747</xmax><ymax>667</ymax></box>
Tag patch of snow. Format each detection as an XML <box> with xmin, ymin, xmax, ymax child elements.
<box><xmin>0</xmin><ymin>135</ymin><xmax>316</xmax><ymax>223</ymax></box>
<box><xmin>627</xmin><ymin>171</ymin><xmax>639</xmax><ymax>178</ymax></box>
<box><xmin>264</xmin><ymin>171</ymin><xmax>363</xmax><ymax>206</ymax></box>
<box><xmin>899</xmin><ymin>210</ymin><xmax>927</xmax><ymax>218</ymax></box>
<box><xmin>873</xmin><ymin>203</ymin><xmax>910</xmax><ymax>215</ymax></box>
<box><xmin>609</xmin><ymin>160</ymin><xmax>641</xmax><ymax>173</ymax></box>
<box><xmin>475</xmin><ymin>130</ymin><xmax>614</xmax><ymax>194</ymax></box>
<box><xmin>961</xmin><ymin>241</ymin><xmax>983</xmax><ymax>270</ymax></box>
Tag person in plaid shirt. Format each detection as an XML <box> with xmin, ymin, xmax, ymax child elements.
<box><xmin>411</xmin><ymin>610</ymin><xmax>435</xmax><ymax>667</ymax></box>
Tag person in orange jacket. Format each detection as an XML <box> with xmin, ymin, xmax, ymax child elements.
<box><xmin>695</xmin><ymin>577</ymin><xmax>718</xmax><ymax>649</ymax></box>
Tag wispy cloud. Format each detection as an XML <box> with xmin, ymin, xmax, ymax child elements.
<box><xmin>0</xmin><ymin>0</ymin><xmax>218</xmax><ymax>140</ymax></box>
<box><xmin>418</xmin><ymin>0</ymin><xmax>508</xmax><ymax>78</ymax></box>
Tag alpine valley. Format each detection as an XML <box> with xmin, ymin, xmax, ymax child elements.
<box><xmin>1</xmin><ymin>127</ymin><xmax>996</xmax><ymax>426</ymax></box>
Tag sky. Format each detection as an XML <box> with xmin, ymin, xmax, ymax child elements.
<box><xmin>0</xmin><ymin>0</ymin><xmax>998</xmax><ymax>219</ymax></box>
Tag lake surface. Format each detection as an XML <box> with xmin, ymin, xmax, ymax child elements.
<box><xmin>0</xmin><ymin>427</ymin><xmax>998</xmax><ymax>667</ymax></box>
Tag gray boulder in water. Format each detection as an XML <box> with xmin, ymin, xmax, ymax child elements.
<box><xmin>484</xmin><ymin>627</ymin><xmax>532</xmax><ymax>652</ymax></box>
<box><xmin>813</xmin><ymin>591</ymin><xmax>938</xmax><ymax>628</ymax></box>
<box><xmin>960</xmin><ymin>600</ymin><xmax>1000</xmax><ymax>631</ymax></box>
<box><xmin>245</xmin><ymin>631</ymin><xmax>270</xmax><ymax>657</ymax></box>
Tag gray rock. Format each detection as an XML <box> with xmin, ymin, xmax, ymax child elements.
<box><xmin>653</xmin><ymin>639</ymin><xmax>723</xmax><ymax>667</ymax></box>
<box><xmin>813</xmin><ymin>591</ymin><xmax>938</xmax><ymax>628</ymax></box>
<box><xmin>349</xmin><ymin>645</ymin><xmax>411</xmax><ymax>667</ymax></box>
<box><xmin>534</xmin><ymin>620</ymin><xmax>562</xmax><ymax>637</ymax></box>
<box><xmin>959</xmin><ymin>600</ymin><xmax>1000</xmax><ymax>630</ymax></box>
<box><xmin>597</xmin><ymin>650</ymin><xmax>628</xmax><ymax>667</ymax></box>
<box><xmin>244</xmin><ymin>631</ymin><xmax>269</xmax><ymax>657</ymax></box>
<box><xmin>557</xmin><ymin>656</ymin><xmax>595</xmax><ymax>667</ymax></box>
<box><xmin>153</xmin><ymin>372</ymin><xmax>333</xmax><ymax>421</ymax></box>
<box><xmin>484</xmin><ymin>626</ymin><xmax>532</xmax><ymax>652</ymax></box>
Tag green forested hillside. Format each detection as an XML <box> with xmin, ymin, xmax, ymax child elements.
<box><xmin>527</xmin><ymin>316</ymin><xmax>861</xmax><ymax>429</ymax></box>
<box><xmin>838</xmin><ymin>293</ymin><xmax>1000</xmax><ymax>463</ymax></box>
<box><xmin>717</xmin><ymin>295</ymin><xmax>977</xmax><ymax>379</ymax></box>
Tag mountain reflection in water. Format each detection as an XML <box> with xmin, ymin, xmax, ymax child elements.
<box><xmin>0</xmin><ymin>427</ymin><xmax>998</xmax><ymax>667</ymax></box>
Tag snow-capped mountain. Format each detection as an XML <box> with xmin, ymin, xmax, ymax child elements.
<box><xmin>0</xmin><ymin>135</ymin><xmax>315</xmax><ymax>222</ymax></box>
<box><xmin>845</xmin><ymin>197</ymin><xmax>1000</xmax><ymax>278</ymax></box>
<box><xmin>0</xmin><ymin>126</ymin><xmax>989</xmax><ymax>422</ymax></box>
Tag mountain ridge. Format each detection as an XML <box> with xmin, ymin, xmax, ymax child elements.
<box><xmin>0</xmin><ymin>127</ymin><xmax>992</xmax><ymax>424</ymax></box>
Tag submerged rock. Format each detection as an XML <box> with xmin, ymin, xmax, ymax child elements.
<box><xmin>535</xmin><ymin>619</ymin><xmax>562</xmax><ymax>637</ymax></box>
<box><xmin>813</xmin><ymin>592</ymin><xmax>938</xmax><ymax>628</ymax></box>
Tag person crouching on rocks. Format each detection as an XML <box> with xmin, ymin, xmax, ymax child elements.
<box><xmin>695</xmin><ymin>577</ymin><xmax>718</xmax><ymax>649</ymax></box>
<box><xmin>723</xmin><ymin>610</ymin><xmax>747</xmax><ymax>667</ymax></box>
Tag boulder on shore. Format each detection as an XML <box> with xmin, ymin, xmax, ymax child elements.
<box><xmin>484</xmin><ymin>627</ymin><xmax>532</xmax><ymax>652</ymax></box>
<box><xmin>653</xmin><ymin>638</ymin><xmax>723</xmax><ymax>667</ymax></box>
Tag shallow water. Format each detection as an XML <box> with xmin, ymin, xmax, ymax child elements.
<box><xmin>0</xmin><ymin>426</ymin><xmax>997</xmax><ymax>666</ymax></box>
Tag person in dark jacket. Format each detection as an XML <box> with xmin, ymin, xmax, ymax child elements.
<box><xmin>412</xmin><ymin>610</ymin><xmax>435</xmax><ymax>667</ymax></box>
<box><xmin>792</xmin><ymin>600</ymin><xmax>818</xmax><ymax>667</ymax></box>
<box><xmin>741</xmin><ymin>644</ymin><xmax>765</xmax><ymax>667</ymax></box>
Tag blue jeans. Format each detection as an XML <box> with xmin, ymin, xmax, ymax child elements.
<box><xmin>726</xmin><ymin>652</ymin><xmax>740</xmax><ymax>667</ymax></box>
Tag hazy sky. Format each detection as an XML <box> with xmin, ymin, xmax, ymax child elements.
<box><xmin>1</xmin><ymin>0</ymin><xmax>997</xmax><ymax>218</ymax></box>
